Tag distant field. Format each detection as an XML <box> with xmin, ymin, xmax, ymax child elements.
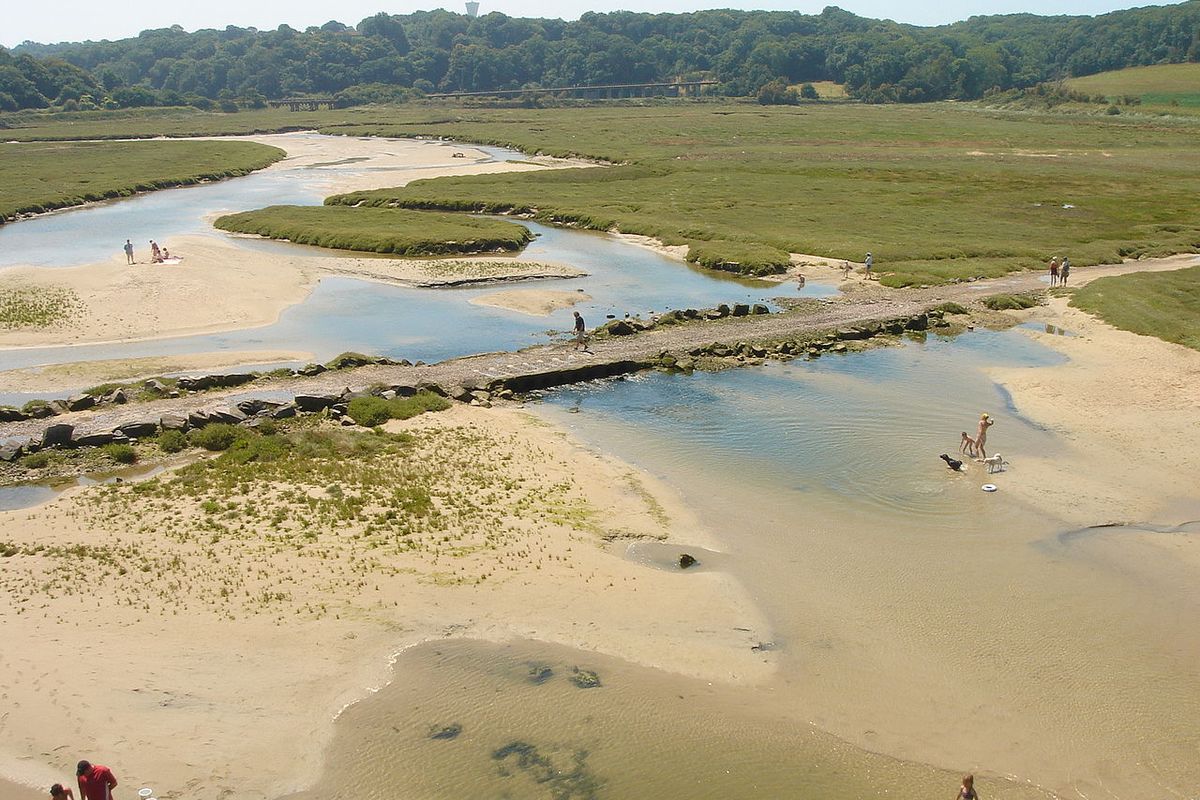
<box><xmin>1066</xmin><ymin>64</ymin><xmax>1200</xmax><ymax>108</ymax></box>
<box><xmin>323</xmin><ymin>103</ymin><xmax>1200</xmax><ymax>285</ymax></box>
<box><xmin>807</xmin><ymin>81</ymin><xmax>847</xmax><ymax>99</ymax></box>
<box><xmin>0</xmin><ymin>140</ymin><xmax>285</xmax><ymax>221</ymax></box>
<box><xmin>214</xmin><ymin>205</ymin><xmax>533</xmax><ymax>256</ymax></box>
<box><xmin>4</xmin><ymin>102</ymin><xmax>1200</xmax><ymax>285</ymax></box>
<box><xmin>1071</xmin><ymin>265</ymin><xmax>1200</xmax><ymax>350</ymax></box>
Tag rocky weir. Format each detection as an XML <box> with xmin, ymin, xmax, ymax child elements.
<box><xmin>0</xmin><ymin>274</ymin><xmax>1048</xmax><ymax>460</ymax></box>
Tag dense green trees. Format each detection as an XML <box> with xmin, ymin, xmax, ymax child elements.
<box><xmin>6</xmin><ymin>2</ymin><xmax>1198</xmax><ymax>111</ymax></box>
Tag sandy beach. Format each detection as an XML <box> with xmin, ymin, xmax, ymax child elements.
<box><xmin>469</xmin><ymin>288</ymin><xmax>592</xmax><ymax>315</ymax></box>
<box><xmin>990</xmin><ymin>294</ymin><xmax>1200</xmax><ymax>523</ymax></box>
<box><xmin>0</xmin><ymin>405</ymin><xmax>769</xmax><ymax>800</ymax></box>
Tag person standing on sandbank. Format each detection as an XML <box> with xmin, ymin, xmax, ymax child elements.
<box><xmin>955</xmin><ymin>774</ymin><xmax>979</xmax><ymax>799</ymax></box>
<box><xmin>76</xmin><ymin>761</ymin><xmax>117</xmax><ymax>800</ymax></box>
<box><xmin>1060</xmin><ymin>256</ymin><xmax>1070</xmax><ymax>286</ymax></box>
<box><xmin>975</xmin><ymin>413</ymin><xmax>994</xmax><ymax>460</ymax></box>
<box><xmin>122</xmin><ymin>239</ymin><xmax>134</xmax><ymax>265</ymax></box>
<box><xmin>864</xmin><ymin>252</ymin><xmax>873</xmax><ymax>279</ymax></box>
<box><xmin>1049</xmin><ymin>256</ymin><xmax>1059</xmax><ymax>286</ymax></box>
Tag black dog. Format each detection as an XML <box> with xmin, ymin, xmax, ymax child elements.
<box><xmin>939</xmin><ymin>453</ymin><xmax>964</xmax><ymax>471</ymax></box>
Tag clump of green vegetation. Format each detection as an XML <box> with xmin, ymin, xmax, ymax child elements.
<box><xmin>0</xmin><ymin>140</ymin><xmax>285</xmax><ymax>221</ymax></box>
<box><xmin>982</xmin><ymin>293</ymin><xmax>1040</xmax><ymax>311</ymax></box>
<box><xmin>933</xmin><ymin>302</ymin><xmax>970</xmax><ymax>315</ymax></box>
<box><xmin>1071</xmin><ymin>265</ymin><xmax>1200</xmax><ymax>350</ymax></box>
<box><xmin>569</xmin><ymin>667</ymin><xmax>602</xmax><ymax>689</ymax></box>
<box><xmin>347</xmin><ymin>391</ymin><xmax>452</xmax><ymax>427</ymax></box>
<box><xmin>20</xmin><ymin>451</ymin><xmax>52</xmax><ymax>469</ymax></box>
<box><xmin>686</xmin><ymin>240</ymin><xmax>790</xmax><ymax>276</ymax></box>
<box><xmin>0</xmin><ymin>286</ymin><xmax>84</xmax><ymax>329</ymax></box>
<box><xmin>187</xmin><ymin>424</ymin><xmax>243</xmax><ymax>451</ymax></box>
<box><xmin>157</xmin><ymin>429</ymin><xmax>188</xmax><ymax>453</ymax></box>
<box><xmin>347</xmin><ymin>397</ymin><xmax>392</xmax><ymax>427</ymax></box>
<box><xmin>102</xmin><ymin>443</ymin><xmax>138</xmax><ymax>465</ymax></box>
<box><xmin>213</xmin><ymin>205</ymin><xmax>533</xmax><ymax>256</ymax></box>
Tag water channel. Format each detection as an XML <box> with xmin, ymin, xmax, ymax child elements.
<box><xmin>4</xmin><ymin>135</ymin><xmax>1196</xmax><ymax>800</ymax></box>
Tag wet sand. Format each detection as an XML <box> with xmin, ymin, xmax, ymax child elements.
<box><xmin>469</xmin><ymin>288</ymin><xmax>592</xmax><ymax>316</ymax></box>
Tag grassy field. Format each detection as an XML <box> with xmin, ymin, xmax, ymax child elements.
<box><xmin>1070</xmin><ymin>264</ymin><xmax>1200</xmax><ymax>350</ymax></box>
<box><xmin>0</xmin><ymin>285</ymin><xmax>84</xmax><ymax>329</ymax></box>
<box><xmin>0</xmin><ymin>139</ymin><xmax>285</xmax><ymax>221</ymax></box>
<box><xmin>214</xmin><ymin>205</ymin><xmax>533</xmax><ymax>255</ymax></box>
<box><xmin>321</xmin><ymin>103</ymin><xmax>1200</xmax><ymax>285</ymax></box>
<box><xmin>1066</xmin><ymin>64</ymin><xmax>1200</xmax><ymax>110</ymax></box>
<box><xmin>4</xmin><ymin>102</ymin><xmax>1200</xmax><ymax>285</ymax></box>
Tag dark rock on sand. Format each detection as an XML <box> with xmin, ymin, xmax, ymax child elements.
<box><xmin>42</xmin><ymin>423</ymin><xmax>75</xmax><ymax>448</ymax></box>
<box><xmin>117</xmin><ymin>420</ymin><xmax>159</xmax><ymax>439</ymax></box>
<box><xmin>679</xmin><ymin>553</ymin><xmax>697</xmax><ymax>569</ymax></box>
<box><xmin>66</xmin><ymin>394</ymin><xmax>97</xmax><ymax>412</ymax></box>
<box><xmin>429</xmin><ymin>723</ymin><xmax>463</xmax><ymax>740</ymax></box>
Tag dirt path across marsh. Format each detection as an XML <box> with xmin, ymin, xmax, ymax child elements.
<box><xmin>1</xmin><ymin>255</ymin><xmax>1195</xmax><ymax>444</ymax></box>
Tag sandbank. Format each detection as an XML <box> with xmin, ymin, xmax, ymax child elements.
<box><xmin>989</xmin><ymin>293</ymin><xmax>1200</xmax><ymax>524</ymax></box>
<box><xmin>0</xmin><ymin>405</ymin><xmax>769</xmax><ymax>800</ymax></box>
<box><xmin>469</xmin><ymin>288</ymin><xmax>592</xmax><ymax>315</ymax></box>
<box><xmin>0</xmin><ymin>236</ymin><xmax>585</xmax><ymax>351</ymax></box>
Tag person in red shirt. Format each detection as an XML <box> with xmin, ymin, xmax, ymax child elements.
<box><xmin>76</xmin><ymin>761</ymin><xmax>117</xmax><ymax>800</ymax></box>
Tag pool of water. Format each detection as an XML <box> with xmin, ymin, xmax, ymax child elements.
<box><xmin>522</xmin><ymin>330</ymin><xmax>1200</xmax><ymax>800</ymax></box>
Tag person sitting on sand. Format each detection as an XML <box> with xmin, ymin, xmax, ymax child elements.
<box><xmin>1049</xmin><ymin>256</ymin><xmax>1059</xmax><ymax>286</ymax></box>
<box><xmin>955</xmin><ymin>774</ymin><xmax>979</xmax><ymax>799</ymax></box>
<box><xmin>50</xmin><ymin>783</ymin><xmax>75</xmax><ymax>800</ymax></box>
<box><xmin>162</xmin><ymin>248</ymin><xmax>171</xmax><ymax>260</ymax></box>
<box><xmin>150</xmin><ymin>240</ymin><xmax>162</xmax><ymax>264</ymax></box>
<box><xmin>975</xmin><ymin>413</ymin><xmax>994</xmax><ymax>460</ymax></box>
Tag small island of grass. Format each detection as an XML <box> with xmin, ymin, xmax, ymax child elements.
<box><xmin>214</xmin><ymin>205</ymin><xmax>534</xmax><ymax>256</ymax></box>
<box><xmin>1070</xmin><ymin>264</ymin><xmax>1200</xmax><ymax>351</ymax></box>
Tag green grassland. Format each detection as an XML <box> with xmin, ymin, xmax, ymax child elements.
<box><xmin>0</xmin><ymin>139</ymin><xmax>285</xmax><ymax>221</ymax></box>
<box><xmin>4</xmin><ymin>102</ymin><xmax>1200</xmax><ymax>286</ymax></box>
<box><xmin>1066</xmin><ymin>64</ymin><xmax>1200</xmax><ymax>110</ymax></box>
<box><xmin>1071</xmin><ymin>265</ymin><xmax>1200</xmax><ymax>350</ymax></box>
<box><xmin>214</xmin><ymin>205</ymin><xmax>533</xmax><ymax>255</ymax></box>
<box><xmin>322</xmin><ymin>103</ymin><xmax>1200</xmax><ymax>285</ymax></box>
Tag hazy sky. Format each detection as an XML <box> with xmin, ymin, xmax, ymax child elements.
<box><xmin>2</xmin><ymin>0</ymin><xmax>1175</xmax><ymax>48</ymax></box>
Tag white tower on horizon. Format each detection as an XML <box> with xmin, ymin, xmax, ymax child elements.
<box><xmin>465</xmin><ymin>1</ymin><xmax>480</xmax><ymax>17</ymax></box>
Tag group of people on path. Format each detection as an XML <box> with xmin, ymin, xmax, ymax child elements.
<box><xmin>48</xmin><ymin>761</ymin><xmax>116</xmax><ymax>800</ymax></box>
<box><xmin>1048</xmin><ymin>255</ymin><xmax>1071</xmax><ymax>286</ymax></box>
<box><xmin>123</xmin><ymin>239</ymin><xmax>176</xmax><ymax>265</ymax></box>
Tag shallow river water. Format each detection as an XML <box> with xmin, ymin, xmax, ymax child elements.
<box><xmin>291</xmin><ymin>331</ymin><xmax>1200</xmax><ymax>800</ymax></box>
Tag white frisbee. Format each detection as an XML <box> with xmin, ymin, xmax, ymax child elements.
<box><xmin>139</xmin><ymin>789</ymin><xmax>153</xmax><ymax>798</ymax></box>
<box><xmin>982</xmin><ymin>484</ymin><xmax>998</xmax><ymax>493</ymax></box>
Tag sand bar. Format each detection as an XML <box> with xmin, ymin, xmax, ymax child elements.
<box><xmin>468</xmin><ymin>288</ymin><xmax>592</xmax><ymax>315</ymax></box>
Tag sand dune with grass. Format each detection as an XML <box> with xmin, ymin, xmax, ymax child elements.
<box><xmin>0</xmin><ymin>406</ymin><xmax>769</xmax><ymax>800</ymax></box>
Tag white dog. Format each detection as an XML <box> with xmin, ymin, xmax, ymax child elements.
<box><xmin>983</xmin><ymin>453</ymin><xmax>1008</xmax><ymax>474</ymax></box>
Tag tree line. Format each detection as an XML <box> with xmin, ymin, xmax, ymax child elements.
<box><xmin>3</xmin><ymin>3</ymin><xmax>1197</xmax><ymax>111</ymax></box>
